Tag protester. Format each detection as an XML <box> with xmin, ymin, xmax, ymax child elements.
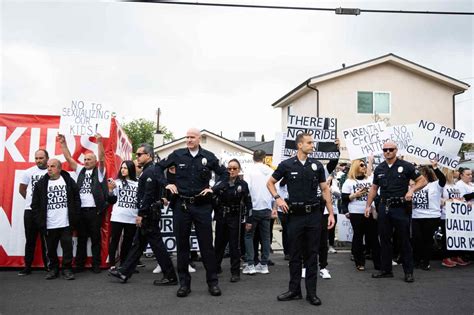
<box><xmin>58</xmin><ymin>134</ymin><xmax>108</xmax><ymax>273</ymax></box>
<box><xmin>213</xmin><ymin>158</ymin><xmax>252</xmax><ymax>282</ymax></box>
<box><xmin>365</xmin><ymin>141</ymin><xmax>427</xmax><ymax>283</ymax></box>
<box><xmin>342</xmin><ymin>158</ymin><xmax>380</xmax><ymax>271</ymax></box>
<box><xmin>242</xmin><ymin>150</ymin><xmax>274</xmax><ymax>276</ymax></box>
<box><xmin>411</xmin><ymin>161</ymin><xmax>445</xmax><ymax>271</ymax></box>
<box><xmin>106</xmin><ymin>160</ymin><xmax>138</xmax><ymax>268</ymax></box>
<box><xmin>268</xmin><ymin>132</ymin><xmax>335</xmax><ymax>306</ymax></box>
<box><xmin>456</xmin><ymin>168</ymin><xmax>474</xmax><ymax>201</ymax></box>
<box><xmin>18</xmin><ymin>149</ymin><xmax>49</xmax><ymax>276</ymax></box>
<box><xmin>156</xmin><ymin>128</ymin><xmax>228</xmax><ymax>297</ymax></box>
<box><xmin>31</xmin><ymin>159</ymin><xmax>80</xmax><ymax>280</ymax></box>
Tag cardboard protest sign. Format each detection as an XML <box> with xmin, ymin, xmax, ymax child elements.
<box><xmin>272</xmin><ymin>132</ymin><xmax>286</xmax><ymax>166</ymax></box>
<box><xmin>219</xmin><ymin>150</ymin><xmax>254</xmax><ymax>174</ymax></box>
<box><xmin>379</xmin><ymin>124</ymin><xmax>415</xmax><ymax>155</ymax></box>
<box><xmin>281</xmin><ymin>115</ymin><xmax>339</xmax><ymax>160</ymax></box>
<box><xmin>337</xmin><ymin>214</ymin><xmax>353</xmax><ymax>242</ymax></box>
<box><xmin>445</xmin><ymin>201</ymin><xmax>474</xmax><ymax>251</ymax></box>
<box><xmin>343</xmin><ymin>122</ymin><xmax>386</xmax><ymax>160</ymax></box>
<box><xmin>406</xmin><ymin>120</ymin><xmax>465</xmax><ymax>169</ymax></box>
<box><xmin>59</xmin><ymin>100</ymin><xmax>113</xmax><ymax>137</ymax></box>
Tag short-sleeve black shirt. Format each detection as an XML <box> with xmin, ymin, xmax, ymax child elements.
<box><xmin>271</xmin><ymin>157</ymin><xmax>326</xmax><ymax>204</ymax></box>
<box><xmin>373</xmin><ymin>158</ymin><xmax>421</xmax><ymax>199</ymax></box>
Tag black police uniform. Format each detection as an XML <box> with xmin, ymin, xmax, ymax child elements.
<box><xmin>119</xmin><ymin>161</ymin><xmax>176</xmax><ymax>281</ymax></box>
<box><xmin>213</xmin><ymin>177</ymin><xmax>252</xmax><ymax>278</ymax></box>
<box><xmin>272</xmin><ymin>156</ymin><xmax>326</xmax><ymax>297</ymax></box>
<box><xmin>157</xmin><ymin>147</ymin><xmax>228</xmax><ymax>289</ymax></box>
<box><xmin>373</xmin><ymin>158</ymin><xmax>421</xmax><ymax>275</ymax></box>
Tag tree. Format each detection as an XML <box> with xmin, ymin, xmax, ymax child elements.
<box><xmin>121</xmin><ymin>118</ymin><xmax>174</xmax><ymax>152</ymax></box>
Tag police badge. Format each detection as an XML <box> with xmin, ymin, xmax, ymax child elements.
<box><xmin>202</xmin><ymin>157</ymin><xmax>207</xmax><ymax>166</ymax></box>
<box><xmin>398</xmin><ymin>166</ymin><xmax>403</xmax><ymax>173</ymax></box>
<box><xmin>311</xmin><ymin>163</ymin><xmax>317</xmax><ymax>171</ymax></box>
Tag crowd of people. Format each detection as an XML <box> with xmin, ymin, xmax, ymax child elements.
<box><xmin>16</xmin><ymin>130</ymin><xmax>473</xmax><ymax>306</ymax></box>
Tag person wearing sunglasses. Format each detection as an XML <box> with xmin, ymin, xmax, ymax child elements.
<box><xmin>365</xmin><ymin>141</ymin><xmax>427</xmax><ymax>283</ymax></box>
<box><xmin>268</xmin><ymin>132</ymin><xmax>335</xmax><ymax>306</ymax></box>
<box><xmin>156</xmin><ymin>128</ymin><xmax>229</xmax><ymax>297</ymax></box>
<box><xmin>213</xmin><ymin>159</ymin><xmax>253</xmax><ymax>283</ymax></box>
<box><xmin>342</xmin><ymin>157</ymin><xmax>380</xmax><ymax>272</ymax></box>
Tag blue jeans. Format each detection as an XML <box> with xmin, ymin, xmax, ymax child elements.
<box><xmin>245</xmin><ymin>209</ymin><xmax>271</xmax><ymax>265</ymax></box>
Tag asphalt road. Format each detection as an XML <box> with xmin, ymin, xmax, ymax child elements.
<box><xmin>1</xmin><ymin>251</ymin><xmax>473</xmax><ymax>315</ymax></box>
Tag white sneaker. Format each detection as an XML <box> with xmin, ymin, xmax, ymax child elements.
<box><xmin>242</xmin><ymin>264</ymin><xmax>256</xmax><ymax>275</ymax></box>
<box><xmin>319</xmin><ymin>268</ymin><xmax>331</xmax><ymax>279</ymax></box>
<box><xmin>301</xmin><ymin>268</ymin><xmax>306</xmax><ymax>278</ymax></box>
<box><xmin>328</xmin><ymin>246</ymin><xmax>337</xmax><ymax>254</ymax></box>
<box><xmin>255</xmin><ymin>263</ymin><xmax>269</xmax><ymax>274</ymax></box>
<box><xmin>392</xmin><ymin>260</ymin><xmax>399</xmax><ymax>266</ymax></box>
<box><xmin>153</xmin><ymin>264</ymin><xmax>162</xmax><ymax>274</ymax></box>
<box><xmin>188</xmin><ymin>264</ymin><xmax>196</xmax><ymax>273</ymax></box>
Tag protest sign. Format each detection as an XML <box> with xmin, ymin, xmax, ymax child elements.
<box><xmin>59</xmin><ymin>100</ymin><xmax>113</xmax><ymax>137</ymax></box>
<box><xmin>280</xmin><ymin>115</ymin><xmax>338</xmax><ymax>161</ymax></box>
<box><xmin>337</xmin><ymin>214</ymin><xmax>353</xmax><ymax>242</ymax></box>
<box><xmin>342</xmin><ymin>122</ymin><xmax>386</xmax><ymax>160</ymax></box>
<box><xmin>406</xmin><ymin>120</ymin><xmax>465</xmax><ymax>169</ymax></box>
<box><xmin>445</xmin><ymin>201</ymin><xmax>474</xmax><ymax>251</ymax></box>
<box><xmin>219</xmin><ymin>150</ymin><xmax>254</xmax><ymax>174</ymax></box>
<box><xmin>379</xmin><ymin>124</ymin><xmax>415</xmax><ymax>155</ymax></box>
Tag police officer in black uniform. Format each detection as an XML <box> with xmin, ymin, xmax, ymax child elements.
<box><xmin>267</xmin><ymin>132</ymin><xmax>335</xmax><ymax>306</ymax></box>
<box><xmin>109</xmin><ymin>143</ymin><xmax>177</xmax><ymax>285</ymax></box>
<box><xmin>213</xmin><ymin>158</ymin><xmax>252</xmax><ymax>283</ymax></box>
<box><xmin>365</xmin><ymin>141</ymin><xmax>427</xmax><ymax>283</ymax></box>
<box><xmin>156</xmin><ymin>128</ymin><xmax>228</xmax><ymax>297</ymax></box>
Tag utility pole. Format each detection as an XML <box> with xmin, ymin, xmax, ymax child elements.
<box><xmin>156</xmin><ymin>107</ymin><xmax>162</xmax><ymax>134</ymax></box>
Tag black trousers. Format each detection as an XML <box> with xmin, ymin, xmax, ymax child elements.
<box><xmin>278</xmin><ymin>212</ymin><xmax>289</xmax><ymax>256</ymax></box>
<box><xmin>75</xmin><ymin>208</ymin><xmax>103</xmax><ymax>268</ymax></box>
<box><xmin>214</xmin><ymin>212</ymin><xmax>241</xmax><ymax>275</ymax></box>
<box><xmin>378</xmin><ymin>205</ymin><xmax>413</xmax><ymax>274</ymax></box>
<box><xmin>412</xmin><ymin>217</ymin><xmax>440</xmax><ymax>266</ymax></box>
<box><xmin>319</xmin><ymin>214</ymin><xmax>329</xmax><ymax>269</ymax></box>
<box><xmin>45</xmin><ymin>227</ymin><xmax>73</xmax><ymax>271</ymax></box>
<box><xmin>328</xmin><ymin>214</ymin><xmax>337</xmax><ymax>247</ymax></box>
<box><xmin>23</xmin><ymin>210</ymin><xmax>48</xmax><ymax>269</ymax></box>
<box><xmin>287</xmin><ymin>210</ymin><xmax>322</xmax><ymax>296</ymax></box>
<box><xmin>120</xmin><ymin>220</ymin><xmax>175</xmax><ymax>278</ymax></box>
<box><xmin>174</xmin><ymin>200</ymin><xmax>218</xmax><ymax>288</ymax></box>
<box><xmin>108</xmin><ymin>221</ymin><xmax>137</xmax><ymax>266</ymax></box>
<box><xmin>349</xmin><ymin>213</ymin><xmax>381</xmax><ymax>269</ymax></box>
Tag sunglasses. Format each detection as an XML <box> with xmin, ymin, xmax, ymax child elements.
<box><xmin>135</xmin><ymin>152</ymin><xmax>147</xmax><ymax>157</ymax></box>
<box><xmin>382</xmin><ymin>148</ymin><xmax>396</xmax><ymax>153</ymax></box>
<box><xmin>227</xmin><ymin>167</ymin><xmax>239</xmax><ymax>171</ymax></box>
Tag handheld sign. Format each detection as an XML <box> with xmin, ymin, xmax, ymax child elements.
<box><xmin>379</xmin><ymin>123</ymin><xmax>415</xmax><ymax>155</ymax></box>
<box><xmin>406</xmin><ymin>120</ymin><xmax>465</xmax><ymax>169</ymax></box>
<box><xmin>343</xmin><ymin>122</ymin><xmax>386</xmax><ymax>160</ymax></box>
<box><xmin>445</xmin><ymin>201</ymin><xmax>473</xmax><ymax>251</ymax></box>
<box><xmin>59</xmin><ymin>100</ymin><xmax>112</xmax><ymax>137</ymax></box>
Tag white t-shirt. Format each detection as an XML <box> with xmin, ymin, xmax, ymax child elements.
<box><xmin>76</xmin><ymin>165</ymin><xmax>105</xmax><ymax>207</ymax></box>
<box><xmin>441</xmin><ymin>183</ymin><xmax>462</xmax><ymax>220</ymax></box>
<box><xmin>341</xmin><ymin>176</ymin><xmax>373</xmax><ymax>214</ymax></box>
<box><xmin>412</xmin><ymin>181</ymin><xmax>442</xmax><ymax>219</ymax></box>
<box><xmin>244</xmin><ymin>163</ymin><xmax>273</xmax><ymax>211</ymax></box>
<box><xmin>110</xmin><ymin>179</ymin><xmax>139</xmax><ymax>224</ymax></box>
<box><xmin>20</xmin><ymin>166</ymin><xmax>48</xmax><ymax>210</ymax></box>
<box><xmin>46</xmin><ymin>177</ymin><xmax>69</xmax><ymax>229</ymax></box>
<box><xmin>456</xmin><ymin>180</ymin><xmax>474</xmax><ymax>199</ymax></box>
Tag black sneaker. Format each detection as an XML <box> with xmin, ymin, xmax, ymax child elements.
<box><xmin>18</xmin><ymin>268</ymin><xmax>31</xmax><ymax>276</ymax></box>
<box><xmin>45</xmin><ymin>270</ymin><xmax>59</xmax><ymax>280</ymax></box>
<box><xmin>63</xmin><ymin>269</ymin><xmax>75</xmax><ymax>280</ymax></box>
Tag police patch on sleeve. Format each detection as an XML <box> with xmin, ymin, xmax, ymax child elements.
<box><xmin>397</xmin><ymin>166</ymin><xmax>403</xmax><ymax>173</ymax></box>
<box><xmin>202</xmin><ymin>158</ymin><xmax>207</xmax><ymax>166</ymax></box>
<box><xmin>146</xmin><ymin>177</ymin><xmax>153</xmax><ymax>182</ymax></box>
<box><xmin>311</xmin><ymin>163</ymin><xmax>317</xmax><ymax>171</ymax></box>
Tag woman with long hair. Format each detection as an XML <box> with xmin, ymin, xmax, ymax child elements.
<box><xmin>341</xmin><ymin>158</ymin><xmax>380</xmax><ymax>271</ymax></box>
<box><xmin>107</xmin><ymin>160</ymin><xmax>138</xmax><ymax>268</ymax></box>
<box><xmin>411</xmin><ymin>160</ymin><xmax>445</xmax><ymax>270</ymax></box>
<box><xmin>213</xmin><ymin>158</ymin><xmax>252</xmax><ymax>282</ymax></box>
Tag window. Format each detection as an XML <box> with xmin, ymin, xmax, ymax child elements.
<box><xmin>357</xmin><ymin>91</ymin><xmax>390</xmax><ymax>114</ymax></box>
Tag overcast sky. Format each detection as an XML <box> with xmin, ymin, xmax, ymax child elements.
<box><xmin>1</xmin><ymin>0</ymin><xmax>473</xmax><ymax>142</ymax></box>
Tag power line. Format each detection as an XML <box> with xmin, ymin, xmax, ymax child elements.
<box><xmin>125</xmin><ymin>1</ymin><xmax>474</xmax><ymax>15</ymax></box>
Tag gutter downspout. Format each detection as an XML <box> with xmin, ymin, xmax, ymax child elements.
<box><xmin>453</xmin><ymin>90</ymin><xmax>465</xmax><ymax>129</ymax></box>
<box><xmin>306</xmin><ymin>81</ymin><xmax>319</xmax><ymax>117</ymax></box>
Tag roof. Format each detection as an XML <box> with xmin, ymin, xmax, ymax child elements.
<box><xmin>155</xmin><ymin>129</ymin><xmax>254</xmax><ymax>154</ymax></box>
<box><xmin>272</xmin><ymin>53</ymin><xmax>471</xmax><ymax>108</ymax></box>
<box><xmin>235</xmin><ymin>140</ymin><xmax>274</xmax><ymax>155</ymax></box>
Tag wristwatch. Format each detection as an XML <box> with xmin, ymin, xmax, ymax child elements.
<box><xmin>273</xmin><ymin>194</ymin><xmax>281</xmax><ymax>200</ymax></box>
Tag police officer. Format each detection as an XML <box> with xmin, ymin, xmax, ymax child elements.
<box><xmin>365</xmin><ymin>141</ymin><xmax>427</xmax><ymax>283</ymax></box>
<box><xmin>267</xmin><ymin>132</ymin><xmax>335</xmax><ymax>306</ymax></box>
<box><xmin>214</xmin><ymin>158</ymin><xmax>252</xmax><ymax>283</ymax></box>
<box><xmin>157</xmin><ymin>128</ymin><xmax>228</xmax><ymax>297</ymax></box>
<box><xmin>109</xmin><ymin>144</ymin><xmax>177</xmax><ymax>285</ymax></box>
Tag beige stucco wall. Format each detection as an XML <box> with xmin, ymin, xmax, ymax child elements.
<box><xmin>281</xmin><ymin>63</ymin><xmax>457</xmax><ymax>159</ymax></box>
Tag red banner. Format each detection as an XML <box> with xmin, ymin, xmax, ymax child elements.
<box><xmin>0</xmin><ymin>114</ymin><xmax>132</xmax><ymax>267</ymax></box>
